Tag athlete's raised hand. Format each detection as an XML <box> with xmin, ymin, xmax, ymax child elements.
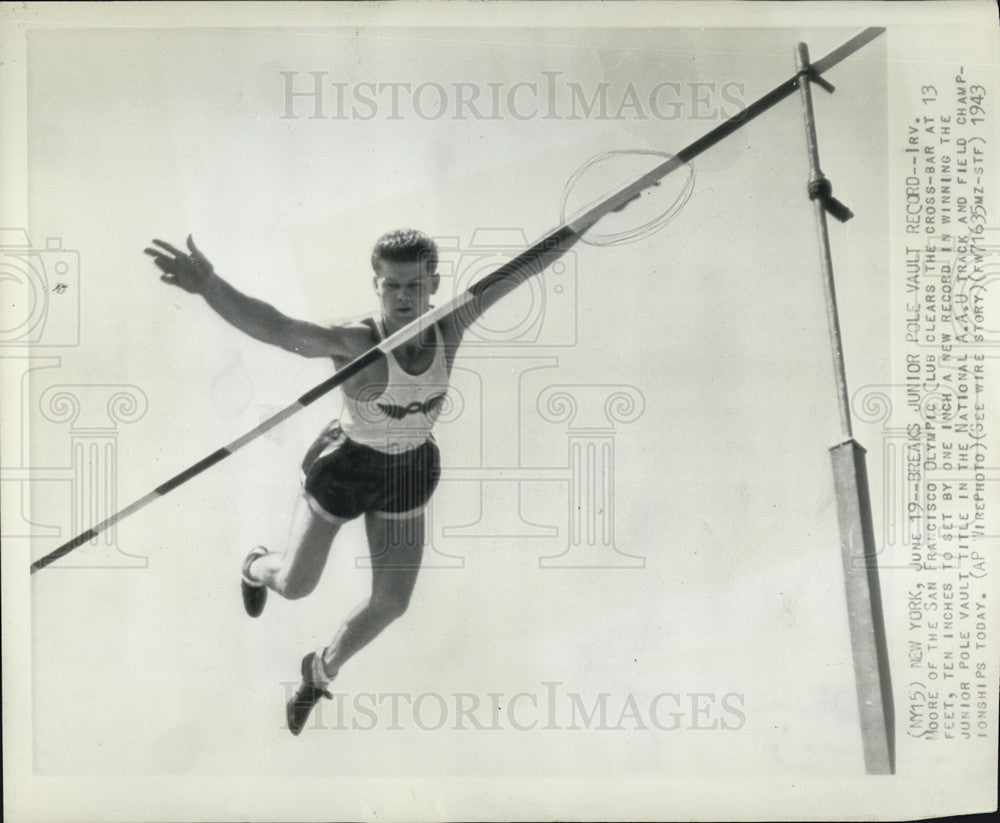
<box><xmin>609</xmin><ymin>181</ymin><xmax>659</xmax><ymax>213</ymax></box>
<box><xmin>144</xmin><ymin>235</ymin><xmax>215</xmax><ymax>293</ymax></box>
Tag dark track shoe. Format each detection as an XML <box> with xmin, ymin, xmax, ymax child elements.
<box><xmin>286</xmin><ymin>652</ymin><xmax>333</xmax><ymax>736</ymax></box>
<box><xmin>241</xmin><ymin>546</ymin><xmax>269</xmax><ymax>618</ymax></box>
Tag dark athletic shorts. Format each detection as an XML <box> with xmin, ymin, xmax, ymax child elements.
<box><xmin>301</xmin><ymin>423</ymin><xmax>441</xmax><ymax>521</ymax></box>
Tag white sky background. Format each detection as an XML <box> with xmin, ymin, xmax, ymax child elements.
<box><xmin>12</xmin><ymin>7</ymin><xmax>993</xmax><ymax>818</ymax></box>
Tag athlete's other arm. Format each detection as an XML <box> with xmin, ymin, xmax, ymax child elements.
<box><xmin>448</xmin><ymin>193</ymin><xmax>642</xmax><ymax>337</ymax></box>
<box><xmin>447</xmin><ymin>233</ymin><xmax>585</xmax><ymax>339</ymax></box>
<box><xmin>144</xmin><ymin>236</ymin><xmax>351</xmax><ymax>358</ymax></box>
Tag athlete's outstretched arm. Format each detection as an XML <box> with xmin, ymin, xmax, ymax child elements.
<box><xmin>144</xmin><ymin>236</ymin><xmax>350</xmax><ymax>358</ymax></box>
<box><xmin>450</xmin><ymin>193</ymin><xmax>641</xmax><ymax>337</ymax></box>
<box><xmin>452</xmin><ymin>233</ymin><xmax>584</xmax><ymax>337</ymax></box>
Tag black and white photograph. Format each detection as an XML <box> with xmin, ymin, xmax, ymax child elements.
<box><xmin>2</xmin><ymin>2</ymin><xmax>998</xmax><ymax>820</ymax></box>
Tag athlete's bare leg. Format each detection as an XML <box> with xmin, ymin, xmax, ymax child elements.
<box><xmin>247</xmin><ymin>492</ymin><xmax>346</xmax><ymax>599</ymax></box>
<box><xmin>318</xmin><ymin>510</ymin><xmax>424</xmax><ymax>678</ymax></box>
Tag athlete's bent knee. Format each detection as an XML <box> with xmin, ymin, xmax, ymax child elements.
<box><xmin>274</xmin><ymin>572</ymin><xmax>318</xmax><ymax>601</ymax></box>
<box><xmin>371</xmin><ymin>593</ymin><xmax>410</xmax><ymax>624</ymax></box>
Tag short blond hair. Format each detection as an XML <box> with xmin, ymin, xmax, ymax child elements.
<box><xmin>371</xmin><ymin>228</ymin><xmax>438</xmax><ymax>275</ymax></box>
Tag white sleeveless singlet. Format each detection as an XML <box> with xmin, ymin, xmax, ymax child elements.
<box><xmin>340</xmin><ymin>318</ymin><xmax>449</xmax><ymax>453</ymax></box>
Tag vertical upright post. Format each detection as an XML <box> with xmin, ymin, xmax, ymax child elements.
<box><xmin>796</xmin><ymin>43</ymin><xmax>853</xmax><ymax>442</ymax></box>
<box><xmin>795</xmin><ymin>42</ymin><xmax>895</xmax><ymax>775</ymax></box>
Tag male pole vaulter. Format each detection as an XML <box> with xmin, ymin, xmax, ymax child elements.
<box><xmin>144</xmin><ymin>227</ymin><xmax>589</xmax><ymax>735</ymax></box>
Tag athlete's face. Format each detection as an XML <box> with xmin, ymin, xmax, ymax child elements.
<box><xmin>373</xmin><ymin>259</ymin><xmax>439</xmax><ymax>328</ymax></box>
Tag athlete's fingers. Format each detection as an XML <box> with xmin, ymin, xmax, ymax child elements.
<box><xmin>144</xmin><ymin>247</ymin><xmax>171</xmax><ymax>263</ymax></box>
<box><xmin>146</xmin><ymin>254</ymin><xmax>170</xmax><ymax>272</ymax></box>
<box><xmin>151</xmin><ymin>238</ymin><xmax>184</xmax><ymax>258</ymax></box>
<box><xmin>186</xmin><ymin>235</ymin><xmax>215</xmax><ymax>278</ymax></box>
<box><xmin>144</xmin><ymin>251</ymin><xmax>173</xmax><ymax>272</ymax></box>
<box><xmin>610</xmin><ymin>192</ymin><xmax>641</xmax><ymax>213</ymax></box>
